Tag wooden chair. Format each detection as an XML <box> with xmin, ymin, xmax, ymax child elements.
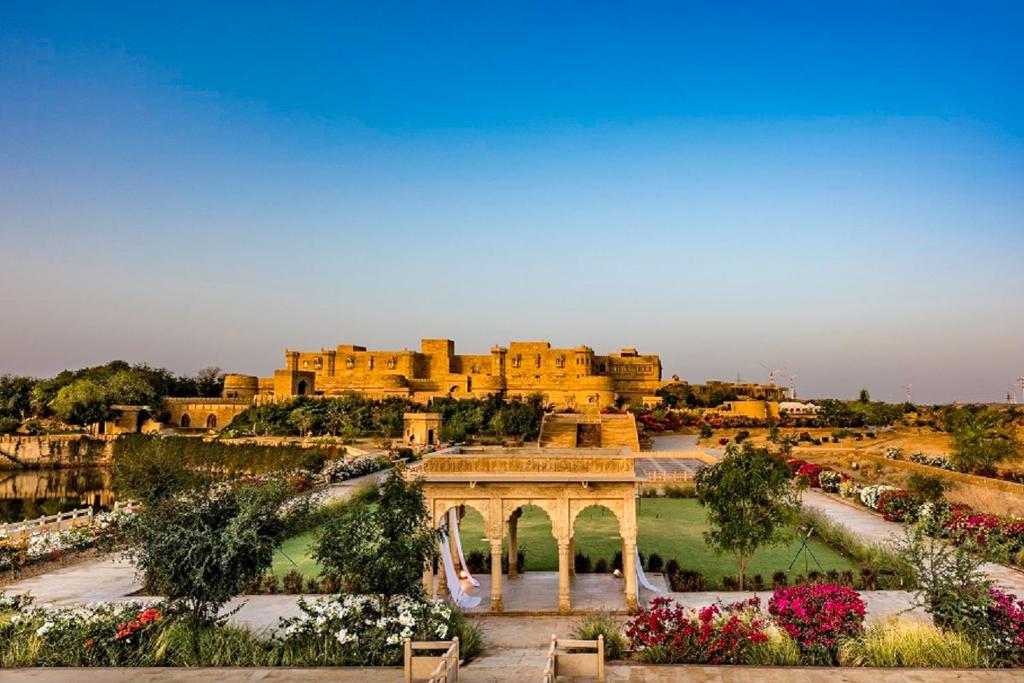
<box><xmin>541</xmin><ymin>634</ymin><xmax>604</xmax><ymax>682</ymax></box>
<box><xmin>403</xmin><ymin>637</ymin><xmax>460</xmax><ymax>683</ymax></box>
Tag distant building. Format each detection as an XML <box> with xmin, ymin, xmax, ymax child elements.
<box><xmin>779</xmin><ymin>401</ymin><xmax>820</xmax><ymax>417</ymax></box>
<box><xmin>229</xmin><ymin>338</ymin><xmax>663</xmax><ymax>411</ymax></box>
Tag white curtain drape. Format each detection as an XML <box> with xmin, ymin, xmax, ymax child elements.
<box><xmin>449</xmin><ymin>508</ymin><xmax>481</xmax><ymax>587</ymax></box>
<box><xmin>635</xmin><ymin>547</ymin><xmax>661</xmax><ymax>593</ymax></box>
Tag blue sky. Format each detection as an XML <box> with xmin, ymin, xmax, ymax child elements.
<box><xmin>1</xmin><ymin>2</ymin><xmax>1022</xmax><ymax>403</ymax></box>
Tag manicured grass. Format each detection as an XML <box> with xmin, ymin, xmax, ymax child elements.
<box><xmin>273</xmin><ymin>498</ymin><xmax>858</xmax><ymax>585</ymax></box>
<box><xmin>271</xmin><ymin>527</ymin><xmax>322</xmax><ymax>577</ymax></box>
<box><xmin>457</xmin><ymin>499</ymin><xmax>857</xmax><ymax>584</ymax></box>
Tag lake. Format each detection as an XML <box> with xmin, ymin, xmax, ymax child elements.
<box><xmin>0</xmin><ymin>467</ymin><xmax>116</xmax><ymax>523</ymax></box>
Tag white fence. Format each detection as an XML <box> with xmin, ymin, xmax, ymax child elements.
<box><xmin>0</xmin><ymin>506</ymin><xmax>94</xmax><ymax>539</ymax></box>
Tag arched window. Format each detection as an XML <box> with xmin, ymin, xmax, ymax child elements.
<box><xmin>180</xmin><ymin>414</ymin><xmax>190</xmax><ymax>428</ymax></box>
<box><xmin>296</xmin><ymin>380</ymin><xmax>307</xmax><ymax>395</ymax></box>
<box><xmin>206</xmin><ymin>414</ymin><xmax>217</xmax><ymax>429</ymax></box>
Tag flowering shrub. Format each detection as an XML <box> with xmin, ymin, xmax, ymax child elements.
<box><xmin>876</xmin><ymin>489</ymin><xmax>922</xmax><ymax>523</ymax></box>
<box><xmin>0</xmin><ymin>596</ymin><xmax>164</xmax><ymax>666</ymax></box>
<box><xmin>818</xmin><ymin>470</ymin><xmax>845</xmax><ymax>493</ymax></box>
<box><xmin>838</xmin><ymin>479</ymin><xmax>860</xmax><ymax>499</ymax></box>
<box><xmin>625</xmin><ymin>597</ymin><xmax>769</xmax><ymax>664</ymax></box>
<box><xmin>795</xmin><ymin>463</ymin><xmax>824</xmax><ymax>488</ymax></box>
<box><xmin>321</xmin><ymin>455</ymin><xmax>390</xmax><ymax>483</ymax></box>
<box><xmin>277</xmin><ymin>594</ymin><xmax>453</xmax><ymax>665</ymax></box>
<box><xmin>987</xmin><ymin>589</ymin><xmax>1024</xmax><ymax>665</ymax></box>
<box><xmin>944</xmin><ymin>508</ymin><xmax>1024</xmax><ymax>556</ymax></box>
<box><xmin>0</xmin><ymin>506</ymin><xmax>137</xmax><ymax>571</ymax></box>
<box><xmin>909</xmin><ymin>452</ymin><xmax>955</xmax><ymax>470</ymax></box>
<box><xmin>883</xmin><ymin>447</ymin><xmax>904</xmax><ymax>460</ymax></box>
<box><xmin>785</xmin><ymin>458</ymin><xmax>806</xmax><ymax>477</ymax></box>
<box><xmin>859</xmin><ymin>484</ymin><xmax>898</xmax><ymax>511</ymax></box>
<box><xmin>768</xmin><ymin>584</ymin><xmax>865</xmax><ymax>663</ymax></box>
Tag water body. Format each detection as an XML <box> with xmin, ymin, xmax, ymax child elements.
<box><xmin>0</xmin><ymin>467</ymin><xmax>116</xmax><ymax>523</ymax></box>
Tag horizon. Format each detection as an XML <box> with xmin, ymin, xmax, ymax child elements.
<box><xmin>2</xmin><ymin>2</ymin><xmax>1023</xmax><ymax>404</ymax></box>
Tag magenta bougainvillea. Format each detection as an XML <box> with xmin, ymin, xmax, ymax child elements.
<box><xmin>768</xmin><ymin>584</ymin><xmax>865</xmax><ymax>662</ymax></box>
<box><xmin>625</xmin><ymin>597</ymin><xmax>769</xmax><ymax>664</ymax></box>
<box><xmin>988</xmin><ymin>589</ymin><xmax>1024</xmax><ymax>665</ymax></box>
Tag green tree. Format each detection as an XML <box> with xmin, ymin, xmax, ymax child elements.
<box><xmin>194</xmin><ymin>366</ymin><xmax>224</xmax><ymax>397</ymax></box>
<box><xmin>314</xmin><ymin>469</ymin><xmax>437</xmax><ymax>605</ymax></box>
<box><xmin>949</xmin><ymin>408</ymin><xmax>1021</xmax><ymax>475</ymax></box>
<box><xmin>858</xmin><ymin>388</ymin><xmax>871</xmax><ymax>403</ymax></box>
<box><xmin>694</xmin><ymin>442</ymin><xmax>798</xmax><ymax>589</ymax></box>
<box><xmin>124</xmin><ymin>481</ymin><xmax>287</xmax><ymax>655</ymax></box>
<box><xmin>0</xmin><ymin>375</ymin><xmax>35</xmax><ymax>421</ymax></box>
<box><xmin>49</xmin><ymin>379</ymin><xmax>111</xmax><ymax>425</ymax></box>
<box><xmin>106</xmin><ymin>370</ymin><xmax>157</xmax><ymax>407</ymax></box>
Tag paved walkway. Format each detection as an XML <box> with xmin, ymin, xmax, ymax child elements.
<box><xmin>3</xmin><ymin>665</ymin><xmax>1020</xmax><ymax>682</ymax></box>
<box><xmin>802</xmin><ymin>490</ymin><xmax>1024</xmax><ymax>594</ymax></box>
<box><xmin>650</xmin><ymin>434</ymin><xmax>724</xmax><ymax>458</ymax></box>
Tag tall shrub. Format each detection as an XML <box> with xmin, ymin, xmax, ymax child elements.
<box><xmin>695</xmin><ymin>443</ymin><xmax>798</xmax><ymax>589</ymax></box>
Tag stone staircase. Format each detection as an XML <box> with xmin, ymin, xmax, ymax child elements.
<box><xmin>538</xmin><ymin>415</ymin><xmax>578</xmax><ymax>447</ymax></box>
<box><xmin>537</xmin><ymin>413</ymin><xmax>640</xmax><ymax>452</ymax></box>
<box><xmin>597</xmin><ymin>414</ymin><xmax>640</xmax><ymax>451</ymax></box>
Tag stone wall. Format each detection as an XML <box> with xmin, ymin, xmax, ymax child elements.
<box><xmin>0</xmin><ymin>435</ymin><xmax>113</xmax><ymax>468</ymax></box>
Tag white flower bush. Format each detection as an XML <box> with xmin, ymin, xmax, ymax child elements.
<box><xmin>321</xmin><ymin>456</ymin><xmax>389</xmax><ymax>483</ymax></box>
<box><xmin>883</xmin><ymin>447</ymin><xmax>904</xmax><ymax>460</ymax></box>
<box><xmin>0</xmin><ymin>506</ymin><xmax>137</xmax><ymax>570</ymax></box>
<box><xmin>909</xmin><ymin>452</ymin><xmax>955</xmax><ymax>470</ymax></box>
<box><xmin>818</xmin><ymin>470</ymin><xmax>843</xmax><ymax>493</ymax></box>
<box><xmin>277</xmin><ymin>593</ymin><xmax>454</xmax><ymax>665</ymax></box>
<box><xmin>859</xmin><ymin>484</ymin><xmax>898</xmax><ymax>511</ymax></box>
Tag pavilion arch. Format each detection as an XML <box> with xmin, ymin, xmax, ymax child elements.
<box><xmin>430</xmin><ymin>499</ymin><xmax>491</xmax><ymax>533</ymax></box>
<box><xmin>501</xmin><ymin>498</ymin><xmax>564</xmax><ymax>540</ymax></box>
<box><xmin>416</xmin><ymin>448</ymin><xmax>641</xmax><ymax>613</ymax></box>
<box><xmin>570</xmin><ymin>500</ymin><xmax>627</xmax><ymax>537</ymax></box>
<box><xmin>179</xmin><ymin>414</ymin><xmax>190</xmax><ymax>428</ymax></box>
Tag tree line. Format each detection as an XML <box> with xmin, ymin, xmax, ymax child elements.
<box><xmin>0</xmin><ymin>361</ymin><xmax>224</xmax><ymax>433</ymax></box>
<box><xmin>224</xmin><ymin>392</ymin><xmax>545</xmax><ymax>442</ymax></box>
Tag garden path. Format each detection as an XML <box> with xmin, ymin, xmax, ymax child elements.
<box><xmin>1</xmin><ymin>468</ymin><xmax>395</xmax><ymax>609</ymax></box>
<box><xmin>801</xmin><ymin>489</ymin><xmax>1024</xmax><ymax>594</ymax></box>
<box><xmin>650</xmin><ymin>434</ymin><xmax>724</xmax><ymax>458</ymax></box>
<box><xmin>5</xmin><ymin>663</ymin><xmax>1022</xmax><ymax>682</ymax></box>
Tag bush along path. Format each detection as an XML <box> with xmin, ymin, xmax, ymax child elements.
<box><xmin>800</xmin><ymin>489</ymin><xmax>1024</xmax><ymax>595</ymax></box>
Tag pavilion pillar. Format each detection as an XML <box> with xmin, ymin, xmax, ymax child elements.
<box><xmin>507</xmin><ymin>512</ymin><xmax>519</xmax><ymax>579</ymax></box>
<box><xmin>568</xmin><ymin>537</ymin><xmax>576</xmax><ymax>577</ymax></box>
<box><xmin>489</xmin><ymin>538</ymin><xmax>504</xmax><ymax>612</ymax></box>
<box><xmin>623</xmin><ymin>538</ymin><xmax>639</xmax><ymax>612</ymax></box>
<box><xmin>557</xmin><ymin>539</ymin><xmax>572</xmax><ymax>613</ymax></box>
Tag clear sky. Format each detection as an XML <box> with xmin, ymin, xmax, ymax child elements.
<box><xmin>2</xmin><ymin>2</ymin><xmax>1022</xmax><ymax>403</ymax></box>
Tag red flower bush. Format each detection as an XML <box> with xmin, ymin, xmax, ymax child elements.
<box><xmin>625</xmin><ymin>597</ymin><xmax>769</xmax><ymax>664</ymax></box>
<box><xmin>114</xmin><ymin>607</ymin><xmax>161</xmax><ymax>643</ymax></box>
<box><xmin>768</xmin><ymin>584</ymin><xmax>865</xmax><ymax>663</ymax></box>
<box><xmin>795</xmin><ymin>463</ymin><xmax>824</xmax><ymax>488</ymax></box>
<box><xmin>876</xmin><ymin>489</ymin><xmax>921</xmax><ymax>522</ymax></box>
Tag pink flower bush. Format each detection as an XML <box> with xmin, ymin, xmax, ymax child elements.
<box><xmin>988</xmin><ymin>589</ymin><xmax>1024</xmax><ymax>665</ymax></box>
<box><xmin>625</xmin><ymin>597</ymin><xmax>769</xmax><ymax>664</ymax></box>
<box><xmin>768</xmin><ymin>584</ymin><xmax>865</xmax><ymax>662</ymax></box>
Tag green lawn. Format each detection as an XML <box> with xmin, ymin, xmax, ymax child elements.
<box><xmin>456</xmin><ymin>500</ymin><xmax>856</xmax><ymax>583</ymax></box>
<box><xmin>272</xmin><ymin>498</ymin><xmax>857</xmax><ymax>585</ymax></box>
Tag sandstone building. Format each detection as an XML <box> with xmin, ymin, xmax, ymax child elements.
<box><xmin>232</xmin><ymin>339</ymin><xmax>663</xmax><ymax>411</ymax></box>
